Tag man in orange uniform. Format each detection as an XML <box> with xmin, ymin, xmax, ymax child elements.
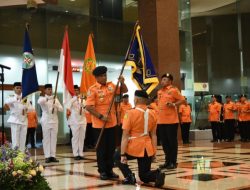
<box><xmin>114</xmin><ymin>90</ymin><xmax>165</xmax><ymax>187</ymax></box>
<box><xmin>223</xmin><ymin>95</ymin><xmax>236</xmax><ymax>142</ymax></box>
<box><xmin>179</xmin><ymin>97</ymin><xmax>192</xmax><ymax>144</ymax></box>
<box><xmin>157</xmin><ymin>73</ymin><xmax>185</xmax><ymax>169</ymax></box>
<box><xmin>118</xmin><ymin>94</ymin><xmax>132</xmax><ymax>143</ymax></box>
<box><xmin>26</xmin><ymin>102</ymin><xmax>38</xmax><ymax>148</ymax></box>
<box><xmin>238</xmin><ymin>94</ymin><xmax>250</xmax><ymax>142</ymax></box>
<box><xmin>86</xmin><ymin>66</ymin><xmax>128</xmax><ymax>180</ymax></box>
<box><xmin>208</xmin><ymin>95</ymin><xmax>222</xmax><ymax>142</ymax></box>
<box><xmin>149</xmin><ymin>96</ymin><xmax>160</xmax><ymax>145</ymax></box>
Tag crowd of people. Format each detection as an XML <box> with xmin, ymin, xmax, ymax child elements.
<box><xmin>3</xmin><ymin>66</ymin><xmax>250</xmax><ymax>187</ymax></box>
<box><xmin>208</xmin><ymin>94</ymin><xmax>250</xmax><ymax>143</ymax></box>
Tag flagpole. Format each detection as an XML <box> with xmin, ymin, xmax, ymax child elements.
<box><xmin>95</xmin><ymin>21</ymin><xmax>138</xmax><ymax>150</ymax></box>
<box><xmin>52</xmin><ymin>25</ymin><xmax>68</xmax><ymax>114</ymax></box>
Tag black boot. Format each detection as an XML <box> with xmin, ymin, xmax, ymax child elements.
<box><xmin>122</xmin><ymin>173</ymin><xmax>136</xmax><ymax>185</ymax></box>
<box><xmin>155</xmin><ymin>169</ymin><xmax>165</xmax><ymax>187</ymax></box>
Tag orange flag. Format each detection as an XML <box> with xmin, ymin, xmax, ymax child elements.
<box><xmin>80</xmin><ymin>34</ymin><xmax>96</xmax><ymax>95</ymax></box>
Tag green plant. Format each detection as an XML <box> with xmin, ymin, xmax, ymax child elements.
<box><xmin>0</xmin><ymin>143</ymin><xmax>51</xmax><ymax>190</ymax></box>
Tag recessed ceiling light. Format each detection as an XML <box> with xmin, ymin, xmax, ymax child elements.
<box><xmin>65</xmin><ymin>10</ymin><xmax>69</xmax><ymax>13</ymax></box>
<box><xmin>70</xmin><ymin>0</ymin><xmax>75</xmax><ymax>1</ymax></box>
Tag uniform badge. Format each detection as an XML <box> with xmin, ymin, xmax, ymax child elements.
<box><xmin>124</xmin><ymin>113</ymin><xmax>128</xmax><ymax>120</ymax></box>
<box><xmin>108</xmin><ymin>86</ymin><xmax>113</xmax><ymax>91</ymax></box>
<box><xmin>87</xmin><ymin>90</ymin><xmax>91</xmax><ymax>97</ymax></box>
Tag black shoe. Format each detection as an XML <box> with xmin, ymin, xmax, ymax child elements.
<box><xmin>45</xmin><ymin>158</ymin><xmax>50</xmax><ymax>163</ymax></box>
<box><xmin>155</xmin><ymin>169</ymin><xmax>165</xmax><ymax>187</ymax></box>
<box><xmin>166</xmin><ymin>163</ymin><xmax>177</xmax><ymax>169</ymax></box>
<box><xmin>122</xmin><ymin>173</ymin><xmax>136</xmax><ymax>185</ymax></box>
<box><xmin>78</xmin><ymin>156</ymin><xmax>84</xmax><ymax>160</ymax></box>
<box><xmin>50</xmin><ymin>157</ymin><xmax>59</xmax><ymax>162</ymax></box>
<box><xmin>74</xmin><ymin>156</ymin><xmax>80</xmax><ymax>160</ymax></box>
<box><xmin>211</xmin><ymin>139</ymin><xmax>217</xmax><ymax>142</ymax></box>
<box><xmin>100</xmin><ymin>172</ymin><xmax>108</xmax><ymax>180</ymax></box>
<box><xmin>107</xmin><ymin>171</ymin><xmax>119</xmax><ymax>179</ymax></box>
<box><xmin>159</xmin><ymin>163</ymin><xmax>168</xmax><ymax>169</ymax></box>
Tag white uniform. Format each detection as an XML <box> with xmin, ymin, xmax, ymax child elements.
<box><xmin>67</xmin><ymin>96</ymin><xmax>87</xmax><ymax>157</ymax></box>
<box><xmin>5</xmin><ymin>94</ymin><xmax>31</xmax><ymax>152</ymax></box>
<box><xmin>37</xmin><ymin>95</ymin><xmax>63</xmax><ymax>158</ymax></box>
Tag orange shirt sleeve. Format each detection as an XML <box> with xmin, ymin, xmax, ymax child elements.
<box><xmin>86</xmin><ymin>87</ymin><xmax>96</xmax><ymax>106</ymax></box>
<box><xmin>122</xmin><ymin>111</ymin><xmax>132</xmax><ymax>131</ymax></box>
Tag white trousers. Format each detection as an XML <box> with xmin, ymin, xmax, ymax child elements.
<box><xmin>41</xmin><ymin>123</ymin><xmax>58</xmax><ymax>158</ymax></box>
<box><xmin>11</xmin><ymin>124</ymin><xmax>27</xmax><ymax>152</ymax></box>
<box><xmin>71</xmin><ymin>124</ymin><xmax>86</xmax><ymax>157</ymax></box>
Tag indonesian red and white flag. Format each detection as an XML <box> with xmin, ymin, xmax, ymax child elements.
<box><xmin>58</xmin><ymin>28</ymin><xmax>75</xmax><ymax>104</ymax></box>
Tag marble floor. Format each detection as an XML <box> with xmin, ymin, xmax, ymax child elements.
<box><xmin>30</xmin><ymin>140</ymin><xmax>250</xmax><ymax>190</ymax></box>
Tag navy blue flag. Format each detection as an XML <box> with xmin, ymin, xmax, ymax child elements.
<box><xmin>22</xmin><ymin>28</ymin><xmax>39</xmax><ymax>99</ymax></box>
<box><xmin>125</xmin><ymin>23</ymin><xmax>159</xmax><ymax>94</ymax></box>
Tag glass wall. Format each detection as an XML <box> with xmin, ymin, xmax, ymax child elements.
<box><xmin>178</xmin><ymin>0</ymin><xmax>195</xmax><ymax>128</ymax></box>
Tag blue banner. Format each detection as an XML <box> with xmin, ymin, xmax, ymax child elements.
<box><xmin>126</xmin><ymin>24</ymin><xmax>159</xmax><ymax>94</ymax></box>
<box><xmin>22</xmin><ymin>28</ymin><xmax>39</xmax><ymax>99</ymax></box>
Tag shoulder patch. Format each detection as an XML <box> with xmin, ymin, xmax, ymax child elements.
<box><xmin>124</xmin><ymin>112</ymin><xmax>128</xmax><ymax>120</ymax></box>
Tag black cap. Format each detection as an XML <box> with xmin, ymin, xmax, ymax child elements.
<box><xmin>44</xmin><ymin>84</ymin><xmax>52</xmax><ymax>89</ymax></box>
<box><xmin>74</xmin><ymin>85</ymin><xmax>79</xmax><ymax>89</ymax></box>
<box><xmin>161</xmin><ymin>73</ymin><xmax>173</xmax><ymax>80</ymax></box>
<box><xmin>240</xmin><ymin>94</ymin><xmax>247</xmax><ymax>98</ymax></box>
<box><xmin>123</xmin><ymin>94</ymin><xmax>129</xmax><ymax>98</ymax></box>
<box><xmin>225</xmin><ymin>95</ymin><xmax>231</xmax><ymax>98</ymax></box>
<box><xmin>92</xmin><ymin>66</ymin><xmax>107</xmax><ymax>76</ymax></box>
<box><xmin>135</xmin><ymin>90</ymin><xmax>148</xmax><ymax>99</ymax></box>
<box><xmin>13</xmin><ymin>82</ymin><xmax>21</xmax><ymax>87</ymax></box>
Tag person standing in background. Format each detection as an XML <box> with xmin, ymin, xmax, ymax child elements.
<box><xmin>118</xmin><ymin>94</ymin><xmax>132</xmax><ymax>143</ymax></box>
<box><xmin>26</xmin><ymin>101</ymin><xmax>38</xmax><ymax>148</ymax></box>
<box><xmin>238</xmin><ymin>94</ymin><xmax>250</xmax><ymax>142</ymax></box>
<box><xmin>38</xmin><ymin>84</ymin><xmax>63</xmax><ymax>163</ymax></box>
<box><xmin>179</xmin><ymin>97</ymin><xmax>192</xmax><ymax>144</ymax></box>
<box><xmin>67</xmin><ymin>85</ymin><xmax>87</xmax><ymax>160</ymax></box>
<box><xmin>208</xmin><ymin>95</ymin><xmax>222</xmax><ymax>143</ymax></box>
<box><xmin>223</xmin><ymin>95</ymin><xmax>236</xmax><ymax>142</ymax></box>
<box><xmin>5</xmin><ymin>82</ymin><xmax>31</xmax><ymax>152</ymax></box>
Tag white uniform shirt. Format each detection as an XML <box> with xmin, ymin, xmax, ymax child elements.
<box><xmin>37</xmin><ymin>95</ymin><xmax>63</xmax><ymax>125</ymax></box>
<box><xmin>5</xmin><ymin>94</ymin><xmax>31</xmax><ymax>125</ymax></box>
<box><xmin>67</xmin><ymin>96</ymin><xmax>86</xmax><ymax>125</ymax></box>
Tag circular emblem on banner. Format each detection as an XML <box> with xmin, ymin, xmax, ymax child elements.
<box><xmin>202</xmin><ymin>83</ymin><xmax>207</xmax><ymax>89</ymax></box>
<box><xmin>84</xmin><ymin>58</ymin><xmax>96</xmax><ymax>73</ymax></box>
<box><xmin>23</xmin><ymin>52</ymin><xmax>35</xmax><ymax>69</ymax></box>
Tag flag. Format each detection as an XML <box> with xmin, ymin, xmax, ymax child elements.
<box><xmin>80</xmin><ymin>34</ymin><xmax>96</xmax><ymax>95</ymax></box>
<box><xmin>22</xmin><ymin>27</ymin><xmax>39</xmax><ymax>99</ymax></box>
<box><xmin>125</xmin><ymin>23</ymin><xmax>159</xmax><ymax>94</ymax></box>
<box><xmin>58</xmin><ymin>28</ymin><xmax>75</xmax><ymax>104</ymax></box>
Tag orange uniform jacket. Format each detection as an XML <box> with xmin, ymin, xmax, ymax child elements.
<box><xmin>223</xmin><ymin>101</ymin><xmax>236</xmax><ymax>120</ymax></box>
<box><xmin>157</xmin><ymin>85</ymin><xmax>184</xmax><ymax>124</ymax></box>
<box><xmin>122</xmin><ymin>105</ymin><xmax>157</xmax><ymax>157</ymax></box>
<box><xmin>27</xmin><ymin>110</ymin><xmax>38</xmax><ymax>128</ymax></box>
<box><xmin>208</xmin><ymin>102</ymin><xmax>222</xmax><ymax>122</ymax></box>
<box><xmin>179</xmin><ymin>104</ymin><xmax>192</xmax><ymax>123</ymax></box>
<box><xmin>86</xmin><ymin>82</ymin><xmax>119</xmax><ymax>128</ymax></box>
<box><xmin>120</xmin><ymin>102</ymin><xmax>132</xmax><ymax>124</ymax></box>
<box><xmin>238</xmin><ymin>101</ymin><xmax>250</xmax><ymax>121</ymax></box>
<box><xmin>85</xmin><ymin>111</ymin><xmax>92</xmax><ymax>124</ymax></box>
